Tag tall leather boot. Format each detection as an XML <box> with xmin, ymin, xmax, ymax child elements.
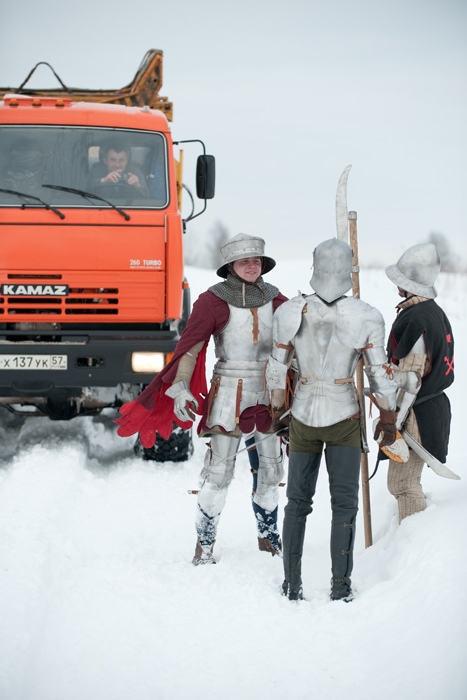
<box><xmin>329</xmin><ymin>518</ymin><xmax>356</xmax><ymax>600</ymax></box>
<box><xmin>282</xmin><ymin>450</ymin><xmax>321</xmax><ymax>599</ymax></box>
<box><xmin>325</xmin><ymin>446</ymin><xmax>360</xmax><ymax>601</ymax></box>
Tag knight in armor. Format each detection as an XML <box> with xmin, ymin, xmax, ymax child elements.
<box><xmin>266</xmin><ymin>238</ymin><xmax>397</xmax><ymax>601</ymax></box>
<box><xmin>384</xmin><ymin>244</ymin><xmax>454</xmax><ymax>523</ymax></box>
<box><xmin>116</xmin><ymin>234</ymin><xmax>288</xmax><ymax>563</ymax></box>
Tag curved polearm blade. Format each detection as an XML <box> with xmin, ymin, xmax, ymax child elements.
<box><xmin>336</xmin><ymin>164</ymin><xmax>352</xmax><ymax>242</ymax></box>
<box><xmin>401</xmin><ymin>430</ymin><xmax>461</xmax><ymax>480</ymax></box>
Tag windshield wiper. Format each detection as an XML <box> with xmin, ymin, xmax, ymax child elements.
<box><xmin>0</xmin><ymin>188</ymin><xmax>65</xmax><ymax>219</ymax></box>
<box><xmin>42</xmin><ymin>184</ymin><xmax>130</xmax><ymax>221</ymax></box>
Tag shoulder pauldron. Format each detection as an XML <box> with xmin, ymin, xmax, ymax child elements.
<box><xmin>273</xmin><ymin>294</ymin><xmax>307</xmax><ymax>345</ymax></box>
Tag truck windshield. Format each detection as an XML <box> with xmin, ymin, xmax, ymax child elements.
<box><xmin>0</xmin><ymin>126</ymin><xmax>168</xmax><ymax>209</ymax></box>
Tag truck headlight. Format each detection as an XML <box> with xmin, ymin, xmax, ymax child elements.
<box><xmin>131</xmin><ymin>352</ymin><xmax>165</xmax><ymax>373</ymax></box>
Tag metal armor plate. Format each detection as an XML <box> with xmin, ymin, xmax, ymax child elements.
<box><xmin>207</xmin><ymin>303</ymin><xmax>273</xmax><ymax>432</ymax></box>
<box><xmin>291</xmin><ymin>295</ymin><xmax>393</xmax><ymax>427</ymax></box>
<box><xmin>214</xmin><ymin>303</ymin><xmax>273</xmax><ymax>362</ymax></box>
<box><xmin>272</xmin><ymin>294</ymin><xmax>307</xmax><ymax>347</ymax></box>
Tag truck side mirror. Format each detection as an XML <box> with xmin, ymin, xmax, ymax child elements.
<box><xmin>196</xmin><ymin>155</ymin><xmax>215</xmax><ymax>199</ymax></box>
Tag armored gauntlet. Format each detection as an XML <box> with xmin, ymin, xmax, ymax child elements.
<box><xmin>373</xmin><ymin>406</ymin><xmax>399</xmax><ymax>447</ymax></box>
<box><xmin>165</xmin><ymin>380</ymin><xmax>199</xmax><ymax>422</ymax></box>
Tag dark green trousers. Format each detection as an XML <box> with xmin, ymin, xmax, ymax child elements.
<box><xmin>283</xmin><ymin>418</ymin><xmax>361</xmax><ymax>599</ymax></box>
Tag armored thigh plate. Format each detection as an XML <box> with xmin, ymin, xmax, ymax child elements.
<box><xmin>254</xmin><ymin>432</ymin><xmax>284</xmax><ymax>512</ymax></box>
<box><xmin>199</xmin><ymin>434</ymin><xmax>240</xmax><ymax>490</ymax></box>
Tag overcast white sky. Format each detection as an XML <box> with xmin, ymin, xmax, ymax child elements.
<box><xmin>2</xmin><ymin>0</ymin><xmax>466</xmax><ymax>266</ymax></box>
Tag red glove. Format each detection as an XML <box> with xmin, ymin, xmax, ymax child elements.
<box><xmin>115</xmin><ymin>401</ymin><xmax>147</xmax><ymax>437</ymax></box>
<box><xmin>115</xmin><ymin>391</ymin><xmax>192</xmax><ymax>448</ymax></box>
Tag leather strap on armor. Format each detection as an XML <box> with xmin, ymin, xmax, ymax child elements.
<box><xmin>207</xmin><ymin>377</ymin><xmax>221</xmax><ymax>422</ymax></box>
<box><xmin>235</xmin><ymin>379</ymin><xmax>243</xmax><ymax>424</ymax></box>
<box><xmin>250</xmin><ymin>308</ymin><xmax>259</xmax><ymax>344</ymax></box>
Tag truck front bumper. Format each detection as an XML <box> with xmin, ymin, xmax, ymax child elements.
<box><xmin>0</xmin><ymin>329</ymin><xmax>178</xmax><ymax>401</ymax></box>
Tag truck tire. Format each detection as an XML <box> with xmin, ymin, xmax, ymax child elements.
<box><xmin>134</xmin><ymin>423</ymin><xmax>194</xmax><ymax>462</ymax></box>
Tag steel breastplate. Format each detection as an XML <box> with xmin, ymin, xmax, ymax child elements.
<box><xmin>207</xmin><ymin>303</ymin><xmax>273</xmax><ymax>431</ymax></box>
<box><xmin>214</xmin><ymin>303</ymin><xmax>273</xmax><ymax>362</ymax></box>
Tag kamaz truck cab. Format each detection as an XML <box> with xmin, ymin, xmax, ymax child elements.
<box><xmin>0</xmin><ymin>51</ymin><xmax>215</xmax><ymax>461</ymax></box>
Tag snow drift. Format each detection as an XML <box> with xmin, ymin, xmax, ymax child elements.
<box><xmin>0</xmin><ymin>263</ymin><xmax>465</xmax><ymax>700</ymax></box>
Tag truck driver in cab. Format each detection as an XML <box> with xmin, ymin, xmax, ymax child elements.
<box><xmin>91</xmin><ymin>142</ymin><xmax>149</xmax><ymax>197</ymax></box>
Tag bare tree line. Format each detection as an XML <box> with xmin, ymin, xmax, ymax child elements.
<box><xmin>184</xmin><ymin>225</ymin><xmax>465</xmax><ymax>274</ymax></box>
<box><xmin>426</xmin><ymin>232</ymin><xmax>465</xmax><ymax>273</ymax></box>
<box><xmin>184</xmin><ymin>220</ymin><xmax>230</xmax><ymax>269</ymax></box>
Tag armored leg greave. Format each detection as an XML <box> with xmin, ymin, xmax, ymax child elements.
<box><xmin>282</xmin><ymin>451</ymin><xmax>322</xmax><ymax>594</ymax></box>
<box><xmin>388</xmin><ymin>449</ymin><xmax>426</xmax><ymax>523</ymax></box>
<box><xmin>196</xmin><ymin>431</ymin><xmax>283</xmax><ymax>552</ymax></box>
<box><xmin>324</xmin><ymin>446</ymin><xmax>361</xmax><ymax>600</ymax></box>
<box><xmin>196</xmin><ymin>434</ymin><xmax>240</xmax><ymax>548</ymax></box>
<box><xmin>247</xmin><ymin>434</ymin><xmax>284</xmax><ymax>554</ymax></box>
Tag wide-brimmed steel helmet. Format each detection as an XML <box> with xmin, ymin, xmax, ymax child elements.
<box><xmin>216</xmin><ymin>233</ymin><xmax>276</xmax><ymax>278</ymax></box>
<box><xmin>310</xmin><ymin>238</ymin><xmax>353</xmax><ymax>303</ymax></box>
<box><xmin>385</xmin><ymin>243</ymin><xmax>440</xmax><ymax>299</ymax></box>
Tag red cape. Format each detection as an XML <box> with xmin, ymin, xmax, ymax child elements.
<box><xmin>116</xmin><ymin>290</ymin><xmax>288</xmax><ymax>447</ymax></box>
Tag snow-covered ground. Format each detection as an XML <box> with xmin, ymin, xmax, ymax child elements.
<box><xmin>0</xmin><ymin>263</ymin><xmax>465</xmax><ymax>700</ymax></box>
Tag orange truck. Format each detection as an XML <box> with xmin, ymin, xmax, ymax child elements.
<box><xmin>0</xmin><ymin>50</ymin><xmax>215</xmax><ymax>460</ymax></box>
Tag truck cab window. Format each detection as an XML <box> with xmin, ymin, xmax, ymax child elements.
<box><xmin>0</xmin><ymin>126</ymin><xmax>168</xmax><ymax>209</ymax></box>
<box><xmin>1</xmin><ymin>141</ymin><xmax>45</xmax><ymax>192</ymax></box>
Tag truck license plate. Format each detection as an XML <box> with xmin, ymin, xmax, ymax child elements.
<box><xmin>0</xmin><ymin>355</ymin><xmax>68</xmax><ymax>370</ymax></box>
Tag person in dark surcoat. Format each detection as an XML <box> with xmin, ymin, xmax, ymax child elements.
<box><xmin>384</xmin><ymin>243</ymin><xmax>454</xmax><ymax>522</ymax></box>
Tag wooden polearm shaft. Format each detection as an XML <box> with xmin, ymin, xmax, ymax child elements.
<box><xmin>349</xmin><ymin>211</ymin><xmax>373</xmax><ymax>548</ymax></box>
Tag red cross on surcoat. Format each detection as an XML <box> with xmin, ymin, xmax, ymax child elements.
<box><xmin>444</xmin><ymin>356</ymin><xmax>454</xmax><ymax>375</ymax></box>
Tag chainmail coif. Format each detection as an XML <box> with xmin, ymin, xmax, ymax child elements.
<box><xmin>208</xmin><ymin>273</ymin><xmax>279</xmax><ymax>308</ymax></box>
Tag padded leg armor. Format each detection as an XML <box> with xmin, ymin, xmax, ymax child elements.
<box><xmin>282</xmin><ymin>451</ymin><xmax>322</xmax><ymax>599</ymax></box>
<box><xmin>388</xmin><ymin>449</ymin><xmax>426</xmax><ymax>523</ymax></box>
<box><xmin>325</xmin><ymin>446</ymin><xmax>361</xmax><ymax>601</ymax></box>
<box><xmin>195</xmin><ymin>434</ymin><xmax>240</xmax><ymax>561</ymax></box>
<box><xmin>246</xmin><ymin>434</ymin><xmax>284</xmax><ymax>555</ymax></box>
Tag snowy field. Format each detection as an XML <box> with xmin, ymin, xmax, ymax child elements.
<box><xmin>0</xmin><ymin>261</ymin><xmax>466</xmax><ymax>700</ymax></box>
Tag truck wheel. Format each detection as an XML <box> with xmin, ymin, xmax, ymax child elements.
<box><xmin>134</xmin><ymin>423</ymin><xmax>194</xmax><ymax>462</ymax></box>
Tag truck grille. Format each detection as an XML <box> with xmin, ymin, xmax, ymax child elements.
<box><xmin>6</xmin><ymin>290</ymin><xmax>119</xmax><ymax>315</ymax></box>
<box><xmin>0</xmin><ymin>272</ymin><xmax>164</xmax><ymax>322</ymax></box>
<box><xmin>65</xmin><ymin>289</ymin><xmax>119</xmax><ymax>315</ymax></box>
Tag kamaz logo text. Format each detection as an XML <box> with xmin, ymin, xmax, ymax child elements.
<box><xmin>1</xmin><ymin>284</ymin><xmax>69</xmax><ymax>296</ymax></box>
